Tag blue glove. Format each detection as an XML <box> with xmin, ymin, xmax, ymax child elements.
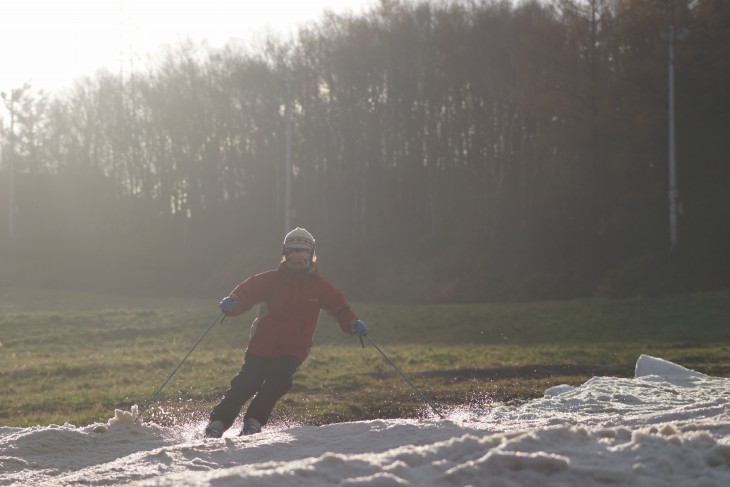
<box><xmin>350</xmin><ymin>319</ymin><xmax>368</xmax><ymax>336</ymax></box>
<box><xmin>219</xmin><ymin>296</ymin><xmax>237</xmax><ymax>314</ymax></box>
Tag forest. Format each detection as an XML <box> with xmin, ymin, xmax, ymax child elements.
<box><xmin>0</xmin><ymin>0</ymin><xmax>728</xmax><ymax>302</ymax></box>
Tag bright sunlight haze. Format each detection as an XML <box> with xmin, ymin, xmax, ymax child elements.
<box><xmin>1</xmin><ymin>0</ymin><xmax>374</xmax><ymax>94</ymax></box>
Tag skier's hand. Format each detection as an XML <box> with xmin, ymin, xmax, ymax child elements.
<box><xmin>219</xmin><ymin>296</ymin><xmax>237</xmax><ymax>315</ymax></box>
<box><xmin>350</xmin><ymin>319</ymin><xmax>368</xmax><ymax>336</ymax></box>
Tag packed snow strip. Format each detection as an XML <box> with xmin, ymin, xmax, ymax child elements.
<box><xmin>1</xmin><ymin>355</ymin><xmax>729</xmax><ymax>487</ymax></box>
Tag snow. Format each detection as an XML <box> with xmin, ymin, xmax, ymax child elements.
<box><xmin>2</xmin><ymin>354</ymin><xmax>729</xmax><ymax>486</ymax></box>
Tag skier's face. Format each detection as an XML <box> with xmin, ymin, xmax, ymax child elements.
<box><xmin>284</xmin><ymin>249</ymin><xmax>312</xmax><ymax>271</ymax></box>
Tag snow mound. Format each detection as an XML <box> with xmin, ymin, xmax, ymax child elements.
<box><xmin>1</xmin><ymin>355</ymin><xmax>729</xmax><ymax>487</ymax></box>
<box><xmin>107</xmin><ymin>404</ymin><xmax>142</xmax><ymax>426</ymax></box>
<box><xmin>635</xmin><ymin>353</ymin><xmax>708</xmax><ymax>380</ymax></box>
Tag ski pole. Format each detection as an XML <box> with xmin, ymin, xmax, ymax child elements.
<box><xmin>134</xmin><ymin>312</ymin><xmax>226</xmax><ymax>422</ymax></box>
<box><xmin>364</xmin><ymin>334</ymin><xmax>444</xmax><ymax>419</ymax></box>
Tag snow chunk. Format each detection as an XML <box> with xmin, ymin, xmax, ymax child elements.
<box><xmin>635</xmin><ymin>354</ymin><xmax>708</xmax><ymax>380</ymax></box>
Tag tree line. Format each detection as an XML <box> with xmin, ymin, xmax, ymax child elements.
<box><xmin>1</xmin><ymin>0</ymin><xmax>728</xmax><ymax>302</ymax></box>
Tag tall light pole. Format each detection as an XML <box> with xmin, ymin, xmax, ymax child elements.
<box><xmin>1</xmin><ymin>90</ymin><xmax>16</xmax><ymax>240</ymax></box>
<box><xmin>661</xmin><ymin>24</ymin><xmax>688</xmax><ymax>252</ymax></box>
<box><xmin>284</xmin><ymin>75</ymin><xmax>293</xmax><ymax>234</ymax></box>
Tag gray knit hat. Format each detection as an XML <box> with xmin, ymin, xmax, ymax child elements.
<box><xmin>282</xmin><ymin>227</ymin><xmax>315</xmax><ymax>254</ymax></box>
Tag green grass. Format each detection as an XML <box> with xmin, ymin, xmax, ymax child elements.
<box><xmin>1</xmin><ymin>286</ymin><xmax>729</xmax><ymax>428</ymax></box>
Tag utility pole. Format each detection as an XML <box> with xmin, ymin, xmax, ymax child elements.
<box><xmin>1</xmin><ymin>90</ymin><xmax>16</xmax><ymax>240</ymax></box>
<box><xmin>284</xmin><ymin>75</ymin><xmax>293</xmax><ymax>234</ymax></box>
<box><xmin>661</xmin><ymin>24</ymin><xmax>688</xmax><ymax>252</ymax></box>
<box><xmin>0</xmin><ymin>118</ymin><xmax>4</xmax><ymax>239</ymax></box>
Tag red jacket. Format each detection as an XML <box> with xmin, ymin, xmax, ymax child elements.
<box><xmin>227</xmin><ymin>263</ymin><xmax>358</xmax><ymax>362</ymax></box>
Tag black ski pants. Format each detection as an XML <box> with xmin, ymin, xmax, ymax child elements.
<box><xmin>209</xmin><ymin>352</ymin><xmax>301</xmax><ymax>430</ymax></box>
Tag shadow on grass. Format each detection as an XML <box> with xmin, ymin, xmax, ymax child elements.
<box><xmin>418</xmin><ymin>363</ymin><xmax>635</xmax><ymax>380</ymax></box>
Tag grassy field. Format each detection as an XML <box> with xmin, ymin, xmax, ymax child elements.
<box><xmin>1</xmin><ymin>287</ymin><xmax>729</xmax><ymax>428</ymax></box>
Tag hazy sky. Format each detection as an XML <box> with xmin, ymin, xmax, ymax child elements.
<box><xmin>1</xmin><ymin>0</ymin><xmax>378</xmax><ymax>95</ymax></box>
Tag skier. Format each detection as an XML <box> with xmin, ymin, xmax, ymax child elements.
<box><xmin>204</xmin><ymin>227</ymin><xmax>368</xmax><ymax>438</ymax></box>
